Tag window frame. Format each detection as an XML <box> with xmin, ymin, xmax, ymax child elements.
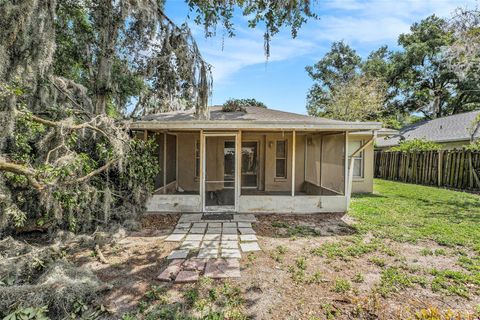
<box><xmin>348</xmin><ymin>140</ymin><xmax>364</xmax><ymax>179</ymax></box>
<box><xmin>275</xmin><ymin>139</ymin><xmax>288</xmax><ymax>179</ymax></box>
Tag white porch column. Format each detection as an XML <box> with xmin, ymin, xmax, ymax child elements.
<box><xmin>291</xmin><ymin>130</ymin><xmax>296</xmax><ymax>197</ymax></box>
<box><xmin>163</xmin><ymin>132</ymin><xmax>167</xmax><ymax>194</ymax></box>
<box><xmin>199</xmin><ymin>129</ymin><xmax>205</xmax><ymax>212</ymax></box>
<box><xmin>235</xmin><ymin>130</ymin><xmax>242</xmax><ymax>212</ymax></box>
<box><xmin>344</xmin><ymin>132</ymin><xmax>348</xmax><ymax>197</ymax></box>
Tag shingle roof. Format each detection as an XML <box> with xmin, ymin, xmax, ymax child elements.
<box><xmin>134</xmin><ymin>106</ymin><xmax>382</xmax><ymax>131</ymax></box>
<box><xmin>376</xmin><ymin>110</ymin><xmax>480</xmax><ymax>148</ymax></box>
<box><xmin>141</xmin><ymin>106</ymin><xmax>346</xmax><ymax>123</ymax></box>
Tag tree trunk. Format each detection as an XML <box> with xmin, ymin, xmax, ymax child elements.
<box><xmin>93</xmin><ymin>0</ymin><xmax>118</xmax><ymax>115</ymax></box>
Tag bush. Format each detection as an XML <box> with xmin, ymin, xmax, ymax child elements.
<box><xmin>389</xmin><ymin>139</ymin><xmax>441</xmax><ymax>152</ymax></box>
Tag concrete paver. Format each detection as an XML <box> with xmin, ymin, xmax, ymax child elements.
<box><xmin>175</xmin><ymin>270</ymin><xmax>199</xmax><ymax>283</ymax></box>
<box><xmin>239</xmin><ymin>234</ymin><xmax>258</xmax><ymax>242</ymax></box>
<box><xmin>167</xmin><ymin>249</ymin><xmax>189</xmax><ymax>259</ymax></box>
<box><xmin>240</xmin><ymin>242</ymin><xmax>261</xmax><ymax>252</ymax></box>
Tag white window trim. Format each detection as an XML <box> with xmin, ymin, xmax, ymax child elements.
<box><xmin>275</xmin><ymin>139</ymin><xmax>288</xmax><ymax>179</ymax></box>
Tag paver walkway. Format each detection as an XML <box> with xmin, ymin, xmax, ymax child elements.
<box><xmin>158</xmin><ymin>214</ymin><xmax>260</xmax><ymax>283</ymax></box>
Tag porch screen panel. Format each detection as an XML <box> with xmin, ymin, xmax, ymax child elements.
<box><xmin>303</xmin><ymin>134</ymin><xmax>323</xmax><ymax>195</ymax></box>
<box><xmin>320</xmin><ymin>133</ymin><xmax>345</xmax><ymax>195</ymax></box>
<box><xmin>152</xmin><ymin>132</ymin><xmax>164</xmax><ymax>190</ymax></box>
<box><xmin>166</xmin><ymin>134</ymin><xmax>177</xmax><ymax>184</ymax></box>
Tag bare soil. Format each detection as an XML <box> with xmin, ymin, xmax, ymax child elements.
<box><xmin>69</xmin><ymin>213</ymin><xmax>480</xmax><ymax>319</ymax></box>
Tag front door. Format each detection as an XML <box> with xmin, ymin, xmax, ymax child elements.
<box><xmin>203</xmin><ymin>134</ymin><xmax>238</xmax><ymax>212</ymax></box>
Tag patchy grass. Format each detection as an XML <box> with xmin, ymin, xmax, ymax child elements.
<box><xmin>350</xmin><ymin>179</ymin><xmax>480</xmax><ymax>250</ymax></box>
<box><xmin>377</xmin><ymin>267</ymin><xmax>427</xmax><ymax>297</ymax></box>
<box><xmin>123</xmin><ymin>280</ymin><xmax>247</xmax><ymax>320</ymax></box>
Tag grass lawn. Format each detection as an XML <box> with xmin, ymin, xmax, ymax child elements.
<box><xmin>65</xmin><ymin>179</ymin><xmax>480</xmax><ymax>319</ymax></box>
<box><xmin>350</xmin><ymin>179</ymin><xmax>480</xmax><ymax>251</ymax></box>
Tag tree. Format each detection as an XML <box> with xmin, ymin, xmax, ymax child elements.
<box><xmin>0</xmin><ymin>0</ymin><xmax>319</xmax><ymax>235</ymax></box>
<box><xmin>305</xmin><ymin>41</ymin><xmax>361</xmax><ymax>116</ymax></box>
<box><xmin>393</xmin><ymin>15</ymin><xmax>457</xmax><ymax>118</ymax></box>
<box><xmin>321</xmin><ymin>76</ymin><xmax>387</xmax><ymax>122</ymax></box>
<box><xmin>222</xmin><ymin>98</ymin><xmax>267</xmax><ymax>112</ymax></box>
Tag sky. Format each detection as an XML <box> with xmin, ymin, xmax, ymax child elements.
<box><xmin>165</xmin><ymin>0</ymin><xmax>477</xmax><ymax>115</ymax></box>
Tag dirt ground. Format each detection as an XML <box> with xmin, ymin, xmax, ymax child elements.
<box><xmin>70</xmin><ymin>213</ymin><xmax>480</xmax><ymax>319</ymax></box>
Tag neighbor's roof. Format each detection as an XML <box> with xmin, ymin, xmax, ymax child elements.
<box><xmin>377</xmin><ymin>110</ymin><xmax>480</xmax><ymax>148</ymax></box>
<box><xmin>131</xmin><ymin>106</ymin><xmax>382</xmax><ymax>131</ymax></box>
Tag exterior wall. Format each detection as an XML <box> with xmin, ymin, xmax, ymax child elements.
<box><xmin>146</xmin><ymin>194</ymin><xmax>347</xmax><ymax>213</ymax></box>
<box><xmin>146</xmin><ymin>194</ymin><xmax>202</xmax><ymax>212</ymax></box>
<box><xmin>238</xmin><ymin>195</ymin><xmax>347</xmax><ymax>213</ymax></box>
<box><xmin>350</xmin><ymin>134</ymin><xmax>374</xmax><ymax>193</ymax></box>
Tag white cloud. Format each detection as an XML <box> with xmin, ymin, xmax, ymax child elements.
<box><xmin>191</xmin><ymin>0</ymin><xmax>476</xmax><ymax>82</ymax></box>
<box><xmin>197</xmin><ymin>27</ymin><xmax>317</xmax><ymax>81</ymax></box>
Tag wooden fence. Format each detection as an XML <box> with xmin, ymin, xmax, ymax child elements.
<box><xmin>374</xmin><ymin>150</ymin><xmax>480</xmax><ymax>191</ymax></box>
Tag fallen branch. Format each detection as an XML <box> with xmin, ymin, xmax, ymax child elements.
<box><xmin>94</xmin><ymin>244</ymin><xmax>109</xmax><ymax>264</ymax></box>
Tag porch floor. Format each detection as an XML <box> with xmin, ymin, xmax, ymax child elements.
<box><xmin>158</xmin><ymin>213</ymin><xmax>260</xmax><ymax>283</ymax></box>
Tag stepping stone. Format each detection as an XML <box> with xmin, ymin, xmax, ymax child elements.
<box><xmin>165</xmin><ymin>233</ymin><xmax>186</xmax><ymax>242</ymax></box>
<box><xmin>190</xmin><ymin>227</ymin><xmax>206</xmax><ymax>234</ymax></box>
<box><xmin>176</xmin><ymin>223</ymin><xmax>191</xmax><ymax>229</ymax></box>
<box><xmin>185</xmin><ymin>234</ymin><xmax>203</xmax><ymax>241</ymax></box>
<box><xmin>222</xmin><ymin>234</ymin><xmax>238</xmax><ymax>241</ymax></box>
<box><xmin>158</xmin><ymin>259</ymin><xmax>185</xmax><ymax>281</ymax></box>
<box><xmin>233</xmin><ymin>214</ymin><xmax>256</xmax><ymax>222</ymax></box>
<box><xmin>223</xmin><ymin>222</ymin><xmax>237</xmax><ymax>228</ymax></box>
<box><xmin>239</xmin><ymin>228</ymin><xmax>256</xmax><ymax>235</ymax></box>
<box><xmin>193</xmin><ymin>222</ymin><xmax>207</xmax><ymax>228</ymax></box>
<box><xmin>204</xmin><ymin>259</ymin><xmax>241</xmax><ymax>278</ymax></box>
<box><xmin>206</xmin><ymin>228</ymin><xmax>222</xmax><ymax>234</ymax></box>
<box><xmin>220</xmin><ymin>240</ymin><xmax>238</xmax><ymax>249</ymax></box>
<box><xmin>238</xmin><ymin>222</ymin><xmax>252</xmax><ymax>228</ymax></box>
<box><xmin>240</xmin><ymin>242</ymin><xmax>261</xmax><ymax>252</ymax></box>
<box><xmin>201</xmin><ymin>240</ymin><xmax>220</xmax><ymax>249</ymax></box>
<box><xmin>175</xmin><ymin>270</ymin><xmax>199</xmax><ymax>283</ymax></box>
<box><xmin>240</xmin><ymin>234</ymin><xmax>258</xmax><ymax>242</ymax></box>
<box><xmin>180</xmin><ymin>240</ymin><xmax>201</xmax><ymax>250</ymax></box>
<box><xmin>198</xmin><ymin>248</ymin><xmax>218</xmax><ymax>259</ymax></box>
<box><xmin>172</xmin><ymin>229</ymin><xmax>189</xmax><ymax>234</ymax></box>
<box><xmin>221</xmin><ymin>248</ymin><xmax>241</xmax><ymax>258</ymax></box>
<box><xmin>222</xmin><ymin>228</ymin><xmax>237</xmax><ymax>235</ymax></box>
<box><xmin>167</xmin><ymin>249</ymin><xmax>189</xmax><ymax>260</ymax></box>
<box><xmin>203</xmin><ymin>234</ymin><xmax>221</xmax><ymax>241</ymax></box>
<box><xmin>208</xmin><ymin>223</ymin><xmax>222</xmax><ymax>228</ymax></box>
<box><xmin>183</xmin><ymin>258</ymin><xmax>206</xmax><ymax>272</ymax></box>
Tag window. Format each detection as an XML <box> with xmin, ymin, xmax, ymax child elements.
<box><xmin>275</xmin><ymin>140</ymin><xmax>287</xmax><ymax>178</ymax></box>
<box><xmin>348</xmin><ymin>140</ymin><xmax>364</xmax><ymax>178</ymax></box>
<box><xmin>195</xmin><ymin>140</ymin><xmax>200</xmax><ymax>178</ymax></box>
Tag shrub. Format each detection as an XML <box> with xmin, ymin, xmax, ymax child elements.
<box><xmin>389</xmin><ymin>139</ymin><xmax>441</xmax><ymax>152</ymax></box>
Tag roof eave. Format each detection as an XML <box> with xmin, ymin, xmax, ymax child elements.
<box><xmin>130</xmin><ymin>120</ymin><xmax>382</xmax><ymax>131</ymax></box>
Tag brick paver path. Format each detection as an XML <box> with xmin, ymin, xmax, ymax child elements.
<box><xmin>159</xmin><ymin>214</ymin><xmax>260</xmax><ymax>283</ymax></box>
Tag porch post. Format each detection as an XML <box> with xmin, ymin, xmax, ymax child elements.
<box><xmin>163</xmin><ymin>132</ymin><xmax>167</xmax><ymax>193</ymax></box>
<box><xmin>291</xmin><ymin>130</ymin><xmax>296</xmax><ymax>196</ymax></box>
<box><xmin>344</xmin><ymin>132</ymin><xmax>348</xmax><ymax>198</ymax></box>
<box><xmin>235</xmin><ymin>130</ymin><xmax>242</xmax><ymax>212</ymax></box>
<box><xmin>199</xmin><ymin>129</ymin><xmax>205</xmax><ymax>212</ymax></box>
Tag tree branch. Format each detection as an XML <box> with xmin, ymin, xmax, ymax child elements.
<box><xmin>0</xmin><ymin>160</ymin><xmax>44</xmax><ymax>190</ymax></box>
<box><xmin>65</xmin><ymin>158</ymin><xmax>118</xmax><ymax>185</ymax></box>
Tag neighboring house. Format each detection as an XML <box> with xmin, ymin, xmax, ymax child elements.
<box><xmin>377</xmin><ymin>110</ymin><xmax>480</xmax><ymax>150</ymax></box>
<box><xmin>131</xmin><ymin>106</ymin><xmax>383</xmax><ymax>214</ymax></box>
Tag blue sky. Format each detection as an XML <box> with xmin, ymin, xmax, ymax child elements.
<box><xmin>166</xmin><ymin>0</ymin><xmax>476</xmax><ymax>115</ymax></box>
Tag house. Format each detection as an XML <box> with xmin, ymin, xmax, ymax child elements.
<box><xmin>131</xmin><ymin>106</ymin><xmax>384</xmax><ymax>214</ymax></box>
<box><xmin>376</xmin><ymin>110</ymin><xmax>480</xmax><ymax>150</ymax></box>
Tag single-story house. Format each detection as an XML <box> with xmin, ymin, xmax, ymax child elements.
<box><xmin>131</xmin><ymin>106</ymin><xmax>384</xmax><ymax>214</ymax></box>
<box><xmin>377</xmin><ymin>110</ymin><xmax>480</xmax><ymax>150</ymax></box>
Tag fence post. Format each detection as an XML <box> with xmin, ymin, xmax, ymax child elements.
<box><xmin>437</xmin><ymin>150</ymin><xmax>443</xmax><ymax>187</ymax></box>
